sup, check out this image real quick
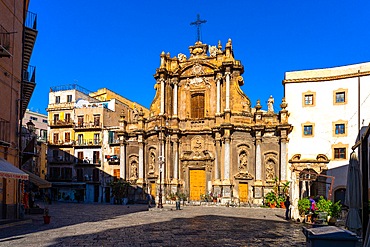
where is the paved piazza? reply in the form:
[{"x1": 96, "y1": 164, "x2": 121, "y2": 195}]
[{"x1": 0, "y1": 203, "x2": 306, "y2": 246}]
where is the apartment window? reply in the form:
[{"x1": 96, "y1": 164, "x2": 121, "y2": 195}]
[
  {"x1": 52, "y1": 150, "x2": 59, "y2": 159},
  {"x1": 94, "y1": 115, "x2": 100, "y2": 127},
  {"x1": 40, "y1": 129, "x2": 47, "y2": 140},
  {"x1": 42, "y1": 119, "x2": 47, "y2": 123},
  {"x1": 78, "y1": 134, "x2": 83, "y2": 145},
  {"x1": 53, "y1": 133, "x2": 59, "y2": 144},
  {"x1": 67, "y1": 94, "x2": 72, "y2": 102},
  {"x1": 191, "y1": 93, "x2": 205, "y2": 119},
  {"x1": 65, "y1": 113, "x2": 71, "y2": 123},
  {"x1": 65, "y1": 132, "x2": 70, "y2": 143},
  {"x1": 334, "y1": 148, "x2": 346, "y2": 159},
  {"x1": 333, "y1": 89, "x2": 348, "y2": 105},
  {"x1": 78, "y1": 116, "x2": 84, "y2": 127},
  {"x1": 94, "y1": 133, "x2": 100, "y2": 144},
  {"x1": 78, "y1": 151, "x2": 84, "y2": 162},
  {"x1": 335, "y1": 92, "x2": 345, "y2": 103},
  {"x1": 55, "y1": 96, "x2": 60, "y2": 104},
  {"x1": 304, "y1": 125, "x2": 313, "y2": 136},
  {"x1": 30, "y1": 116, "x2": 38, "y2": 121},
  {"x1": 53, "y1": 114, "x2": 59, "y2": 124},
  {"x1": 93, "y1": 151, "x2": 100, "y2": 164},
  {"x1": 302, "y1": 91, "x2": 316, "y2": 107},
  {"x1": 305, "y1": 95, "x2": 313, "y2": 105},
  {"x1": 335, "y1": 124, "x2": 345, "y2": 135}
]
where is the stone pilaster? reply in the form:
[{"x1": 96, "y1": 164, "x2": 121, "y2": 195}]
[
  {"x1": 173, "y1": 78, "x2": 178, "y2": 117},
  {"x1": 225, "y1": 71, "x2": 231, "y2": 111}
]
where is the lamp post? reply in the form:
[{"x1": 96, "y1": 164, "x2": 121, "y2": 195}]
[{"x1": 155, "y1": 118, "x2": 166, "y2": 209}]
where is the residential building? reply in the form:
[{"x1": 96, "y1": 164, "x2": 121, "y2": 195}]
[
  {"x1": 118, "y1": 40, "x2": 292, "y2": 205},
  {"x1": 46, "y1": 84, "x2": 146, "y2": 203},
  {"x1": 22, "y1": 109, "x2": 50, "y2": 190},
  {"x1": 284, "y1": 62, "x2": 370, "y2": 219},
  {"x1": 0, "y1": 1, "x2": 38, "y2": 219}
]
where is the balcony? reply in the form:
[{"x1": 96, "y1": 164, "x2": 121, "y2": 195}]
[
  {"x1": 75, "y1": 158, "x2": 101, "y2": 167},
  {"x1": 21, "y1": 65, "x2": 36, "y2": 118},
  {"x1": 0, "y1": 24, "x2": 12, "y2": 57},
  {"x1": 0, "y1": 118, "x2": 10, "y2": 146},
  {"x1": 48, "y1": 140, "x2": 74, "y2": 147},
  {"x1": 75, "y1": 139, "x2": 102, "y2": 147},
  {"x1": 48, "y1": 156, "x2": 74, "y2": 164},
  {"x1": 23, "y1": 11, "x2": 38, "y2": 69},
  {"x1": 106, "y1": 155, "x2": 120, "y2": 165},
  {"x1": 49, "y1": 120, "x2": 74, "y2": 128},
  {"x1": 74, "y1": 122, "x2": 103, "y2": 130}
]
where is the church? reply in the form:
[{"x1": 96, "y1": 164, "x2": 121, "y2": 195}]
[{"x1": 118, "y1": 39, "x2": 292, "y2": 204}]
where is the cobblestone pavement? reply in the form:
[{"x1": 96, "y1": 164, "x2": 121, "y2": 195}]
[{"x1": 0, "y1": 203, "x2": 306, "y2": 247}]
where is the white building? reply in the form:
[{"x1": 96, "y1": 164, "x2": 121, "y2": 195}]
[{"x1": 284, "y1": 62, "x2": 370, "y2": 219}]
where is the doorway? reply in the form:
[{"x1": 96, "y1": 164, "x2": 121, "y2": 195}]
[{"x1": 189, "y1": 169, "x2": 206, "y2": 201}]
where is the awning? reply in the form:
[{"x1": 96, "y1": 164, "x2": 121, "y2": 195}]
[
  {"x1": 0, "y1": 158, "x2": 28, "y2": 180},
  {"x1": 22, "y1": 170, "x2": 51, "y2": 188}
]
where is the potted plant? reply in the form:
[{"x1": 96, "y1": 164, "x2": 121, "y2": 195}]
[
  {"x1": 277, "y1": 195, "x2": 286, "y2": 208},
  {"x1": 43, "y1": 207, "x2": 51, "y2": 224},
  {"x1": 298, "y1": 197, "x2": 311, "y2": 216},
  {"x1": 264, "y1": 191, "x2": 277, "y2": 208}
]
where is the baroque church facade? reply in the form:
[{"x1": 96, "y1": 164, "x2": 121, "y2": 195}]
[{"x1": 118, "y1": 39, "x2": 292, "y2": 204}]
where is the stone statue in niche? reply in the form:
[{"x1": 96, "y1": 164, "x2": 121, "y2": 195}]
[
  {"x1": 132, "y1": 106, "x2": 139, "y2": 121},
  {"x1": 131, "y1": 162, "x2": 138, "y2": 179},
  {"x1": 265, "y1": 159, "x2": 275, "y2": 180},
  {"x1": 239, "y1": 152, "x2": 248, "y2": 172},
  {"x1": 148, "y1": 152, "x2": 155, "y2": 174},
  {"x1": 267, "y1": 95, "x2": 274, "y2": 112}
]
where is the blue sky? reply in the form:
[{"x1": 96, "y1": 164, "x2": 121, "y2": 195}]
[{"x1": 28, "y1": 1, "x2": 370, "y2": 115}]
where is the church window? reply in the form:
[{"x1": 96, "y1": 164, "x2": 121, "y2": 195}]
[
  {"x1": 191, "y1": 93, "x2": 205, "y2": 119},
  {"x1": 334, "y1": 148, "x2": 346, "y2": 159}
]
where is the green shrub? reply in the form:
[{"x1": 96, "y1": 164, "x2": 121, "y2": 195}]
[{"x1": 298, "y1": 198, "x2": 311, "y2": 215}]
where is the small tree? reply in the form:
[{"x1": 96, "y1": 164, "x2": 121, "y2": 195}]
[{"x1": 109, "y1": 179, "x2": 129, "y2": 204}]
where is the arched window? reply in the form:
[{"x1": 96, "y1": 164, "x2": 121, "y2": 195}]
[{"x1": 191, "y1": 93, "x2": 204, "y2": 119}]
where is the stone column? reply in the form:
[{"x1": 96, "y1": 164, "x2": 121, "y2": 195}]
[
  {"x1": 216, "y1": 75, "x2": 221, "y2": 114},
  {"x1": 255, "y1": 134, "x2": 262, "y2": 181},
  {"x1": 215, "y1": 133, "x2": 221, "y2": 180},
  {"x1": 173, "y1": 79, "x2": 178, "y2": 117},
  {"x1": 173, "y1": 138, "x2": 179, "y2": 180},
  {"x1": 137, "y1": 135, "x2": 144, "y2": 184},
  {"x1": 160, "y1": 78, "x2": 165, "y2": 115},
  {"x1": 280, "y1": 137, "x2": 287, "y2": 181},
  {"x1": 119, "y1": 142, "x2": 126, "y2": 180},
  {"x1": 224, "y1": 137, "x2": 230, "y2": 180},
  {"x1": 225, "y1": 72, "x2": 231, "y2": 111}
]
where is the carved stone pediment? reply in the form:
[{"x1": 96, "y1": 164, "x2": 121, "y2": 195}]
[
  {"x1": 234, "y1": 172, "x2": 254, "y2": 180},
  {"x1": 180, "y1": 150, "x2": 214, "y2": 161}
]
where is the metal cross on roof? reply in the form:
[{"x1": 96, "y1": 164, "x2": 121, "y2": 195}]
[{"x1": 190, "y1": 14, "x2": 207, "y2": 42}]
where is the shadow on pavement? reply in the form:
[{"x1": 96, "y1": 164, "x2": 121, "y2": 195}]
[
  {"x1": 50, "y1": 214, "x2": 305, "y2": 246},
  {"x1": 0, "y1": 202, "x2": 149, "y2": 240}
]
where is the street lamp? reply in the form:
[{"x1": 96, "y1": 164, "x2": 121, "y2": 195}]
[{"x1": 26, "y1": 120, "x2": 35, "y2": 134}]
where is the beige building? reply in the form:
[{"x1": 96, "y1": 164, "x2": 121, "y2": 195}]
[
  {"x1": 118, "y1": 39, "x2": 292, "y2": 204},
  {"x1": 0, "y1": 1, "x2": 37, "y2": 219},
  {"x1": 46, "y1": 85, "x2": 148, "y2": 202}
]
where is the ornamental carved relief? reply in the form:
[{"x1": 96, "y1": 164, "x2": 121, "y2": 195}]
[{"x1": 263, "y1": 151, "x2": 278, "y2": 181}]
